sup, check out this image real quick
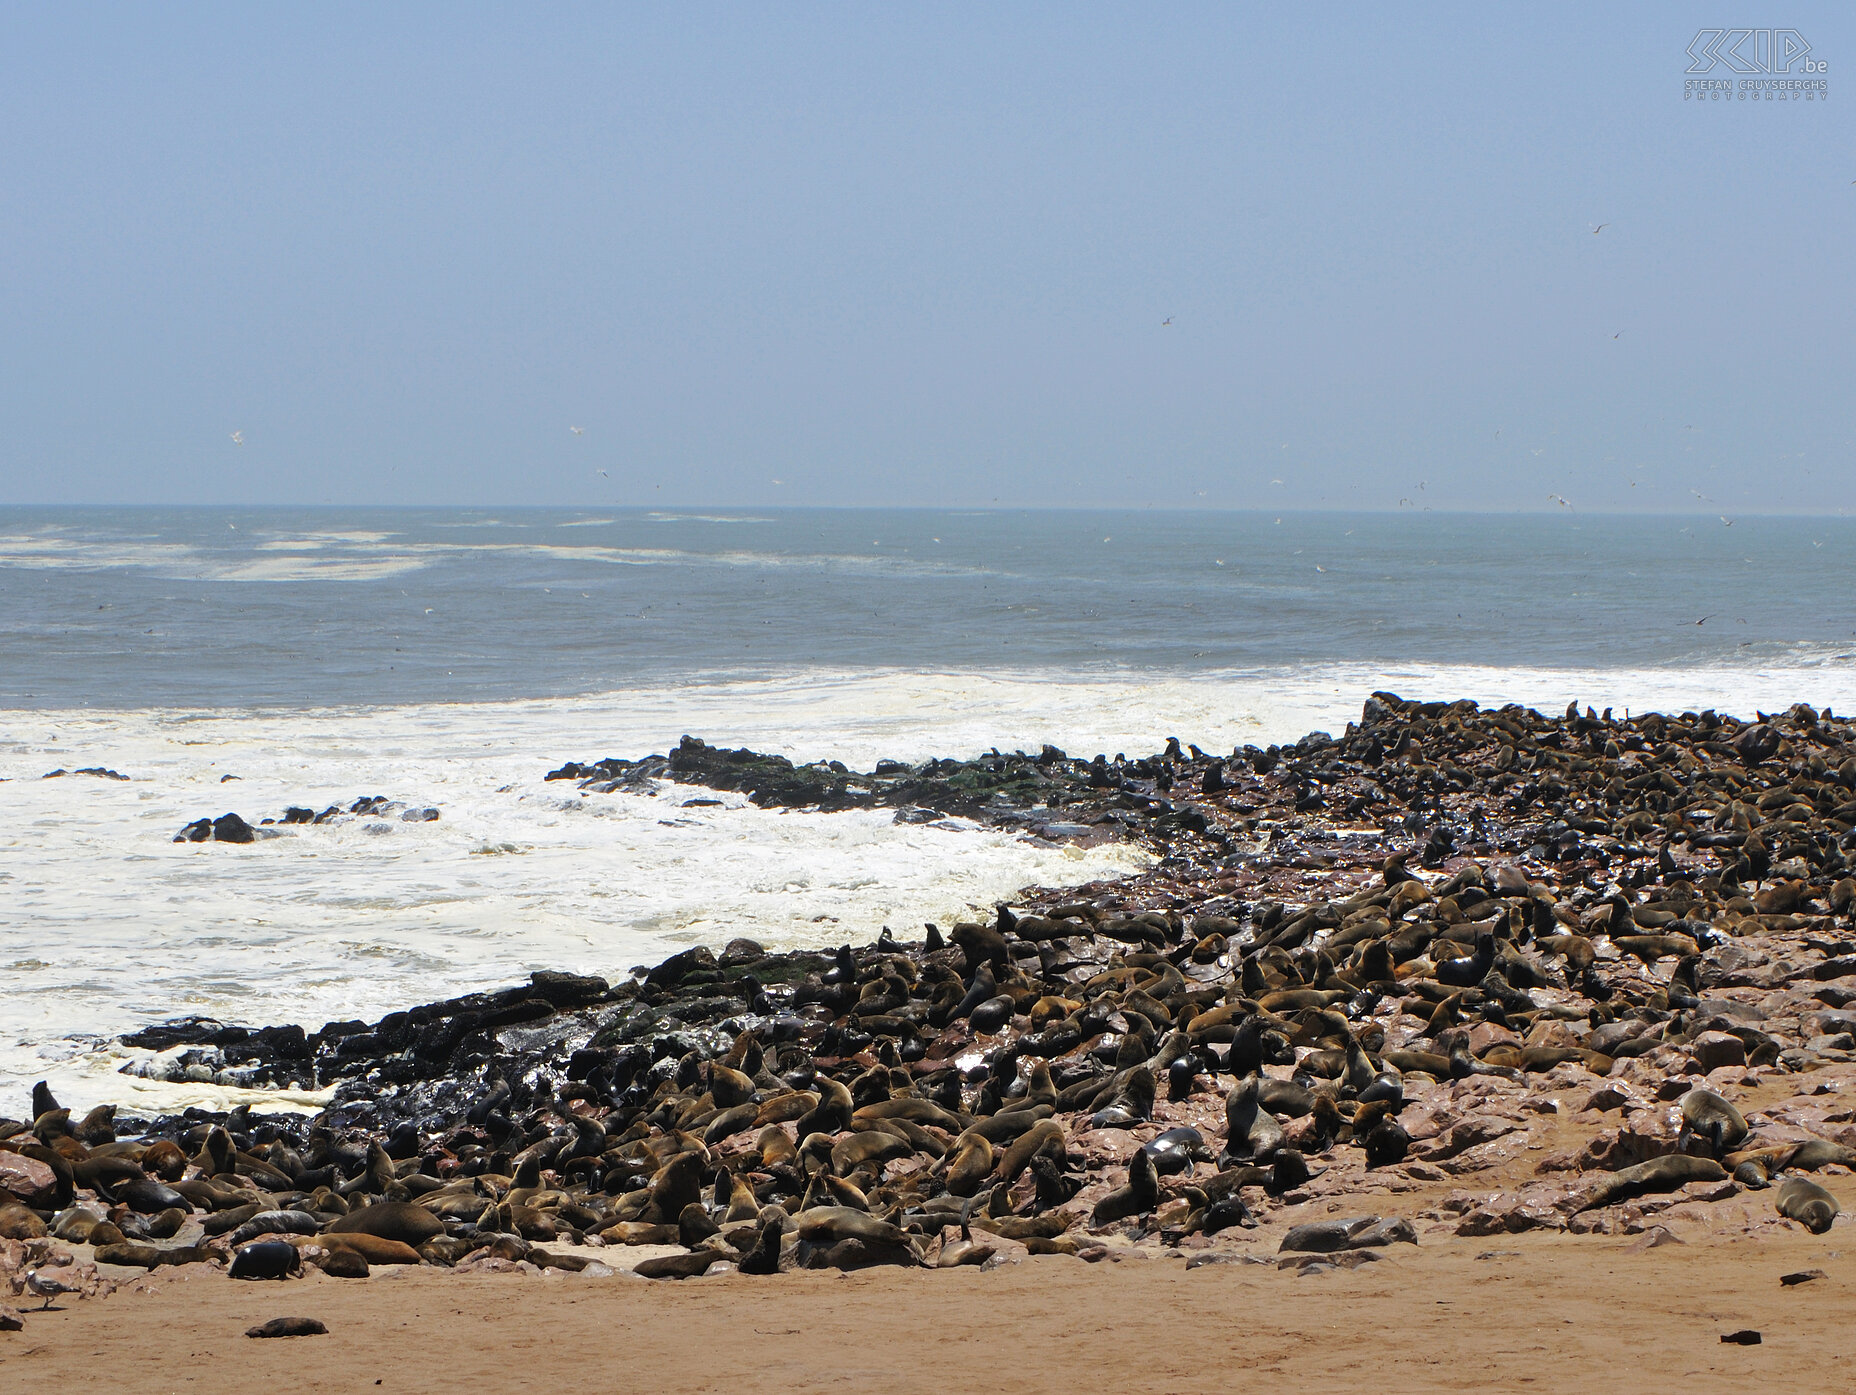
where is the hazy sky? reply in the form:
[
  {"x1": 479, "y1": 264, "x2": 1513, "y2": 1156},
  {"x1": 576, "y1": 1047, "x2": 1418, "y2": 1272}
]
[{"x1": 2, "y1": 6, "x2": 1851, "y2": 511}]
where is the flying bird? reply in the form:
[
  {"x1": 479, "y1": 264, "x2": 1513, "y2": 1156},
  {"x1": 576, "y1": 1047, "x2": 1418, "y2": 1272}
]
[
  {"x1": 229, "y1": 430, "x2": 244, "y2": 445},
  {"x1": 1694, "y1": 616, "x2": 1714, "y2": 626},
  {"x1": 1547, "y1": 493, "x2": 1572, "y2": 509},
  {"x1": 1162, "y1": 317, "x2": 1173, "y2": 326},
  {"x1": 1612, "y1": 332, "x2": 1621, "y2": 339},
  {"x1": 597, "y1": 469, "x2": 608, "y2": 478},
  {"x1": 570, "y1": 426, "x2": 585, "y2": 435},
  {"x1": 1590, "y1": 223, "x2": 1609, "y2": 234},
  {"x1": 1720, "y1": 516, "x2": 1733, "y2": 527}
]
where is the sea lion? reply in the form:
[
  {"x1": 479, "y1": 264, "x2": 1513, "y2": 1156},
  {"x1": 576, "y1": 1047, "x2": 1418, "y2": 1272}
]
[
  {"x1": 322, "y1": 1201, "x2": 443, "y2": 1247},
  {"x1": 1678, "y1": 1088, "x2": 1747, "y2": 1158},
  {"x1": 997, "y1": 1119, "x2": 1067, "y2": 1185},
  {"x1": 633, "y1": 1250, "x2": 722, "y2": 1280},
  {"x1": 1091, "y1": 1147, "x2": 1159, "y2": 1225},
  {"x1": 739, "y1": 1218, "x2": 785, "y2": 1275},
  {"x1": 1776, "y1": 1177, "x2": 1839, "y2": 1234},
  {"x1": 246, "y1": 1317, "x2": 327, "y2": 1338},
  {"x1": 1223, "y1": 1077, "x2": 1284, "y2": 1161},
  {"x1": 1576, "y1": 1154, "x2": 1727, "y2": 1213},
  {"x1": 794, "y1": 1205, "x2": 905, "y2": 1245},
  {"x1": 229, "y1": 1240, "x2": 302, "y2": 1280},
  {"x1": 314, "y1": 1233, "x2": 422, "y2": 1265},
  {"x1": 944, "y1": 1133, "x2": 994, "y2": 1197},
  {"x1": 318, "y1": 1248, "x2": 370, "y2": 1278}
]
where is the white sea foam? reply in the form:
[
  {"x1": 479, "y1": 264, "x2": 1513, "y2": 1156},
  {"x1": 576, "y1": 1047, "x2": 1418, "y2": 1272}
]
[
  {"x1": 6, "y1": 658, "x2": 1855, "y2": 1114},
  {"x1": 0, "y1": 531, "x2": 993, "y2": 584}
]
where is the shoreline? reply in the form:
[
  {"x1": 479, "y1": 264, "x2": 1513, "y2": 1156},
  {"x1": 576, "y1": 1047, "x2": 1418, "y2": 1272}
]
[{"x1": 8, "y1": 691, "x2": 1856, "y2": 1330}]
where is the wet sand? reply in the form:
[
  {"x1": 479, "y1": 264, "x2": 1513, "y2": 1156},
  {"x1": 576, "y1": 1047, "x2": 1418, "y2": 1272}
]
[{"x1": 7, "y1": 1223, "x2": 1853, "y2": 1395}]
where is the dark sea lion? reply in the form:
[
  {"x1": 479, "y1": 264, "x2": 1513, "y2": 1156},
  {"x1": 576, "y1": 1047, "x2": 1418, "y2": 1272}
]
[
  {"x1": 230, "y1": 1240, "x2": 302, "y2": 1280},
  {"x1": 1776, "y1": 1177, "x2": 1839, "y2": 1234},
  {"x1": 739, "y1": 1218, "x2": 785, "y2": 1275},
  {"x1": 1090, "y1": 1066, "x2": 1156, "y2": 1129},
  {"x1": 228, "y1": 1210, "x2": 324, "y2": 1246},
  {"x1": 114, "y1": 1177, "x2": 188, "y2": 1215},
  {"x1": 245, "y1": 1317, "x2": 327, "y2": 1338}
]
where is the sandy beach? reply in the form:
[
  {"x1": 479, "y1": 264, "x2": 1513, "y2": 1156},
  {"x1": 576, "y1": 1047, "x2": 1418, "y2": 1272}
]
[{"x1": 8, "y1": 1217, "x2": 1854, "y2": 1395}]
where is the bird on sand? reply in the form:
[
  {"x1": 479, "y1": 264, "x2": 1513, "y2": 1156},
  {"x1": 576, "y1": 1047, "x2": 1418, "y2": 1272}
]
[{"x1": 24, "y1": 1269, "x2": 77, "y2": 1310}]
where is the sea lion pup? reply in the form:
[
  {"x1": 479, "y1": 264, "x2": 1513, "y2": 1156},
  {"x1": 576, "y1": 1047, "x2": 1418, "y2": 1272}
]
[
  {"x1": 1363, "y1": 1116, "x2": 1412, "y2": 1169},
  {"x1": 1092, "y1": 1147, "x2": 1159, "y2": 1225},
  {"x1": 1776, "y1": 1177, "x2": 1840, "y2": 1234},
  {"x1": 1574, "y1": 1155, "x2": 1727, "y2": 1213},
  {"x1": 1223, "y1": 1076, "x2": 1284, "y2": 1163},
  {"x1": 1678, "y1": 1087, "x2": 1748, "y2": 1158}
]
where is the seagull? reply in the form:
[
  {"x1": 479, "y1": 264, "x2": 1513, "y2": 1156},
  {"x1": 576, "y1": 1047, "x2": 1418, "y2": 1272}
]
[
  {"x1": 1720, "y1": 516, "x2": 1733, "y2": 527},
  {"x1": 1161, "y1": 317, "x2": 1173, "y2": 326},
  {"x1": 1591, "y1": 223, "x2": 1609, "y2": 234},
  {"x1": 570, "y1": 426, "x2": 585, "y2": 436},
  {"x1": 1547, "y1": 494, "x2": 1572, "y2": 509},
  {"x1": 597, "y1": 469, "x2": 608, "y2": 478},
  {"x1": 1612, "y1": 332, "x2": 1621, "y2": 339},
  {"x1": 230, "y1": 430, "x2": 244, "y2": 445},
  {"x1": 24, "y1": 1268, "x2": 77, "y2": 1310},
  {"x1": 1694, "y1": 616, "x2": 1714, "y2": 626}
]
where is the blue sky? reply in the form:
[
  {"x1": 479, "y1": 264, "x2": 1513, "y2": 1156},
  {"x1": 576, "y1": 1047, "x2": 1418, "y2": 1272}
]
[{"x1": 1, "y1": 5, "x2": 1850, "y2": 510}]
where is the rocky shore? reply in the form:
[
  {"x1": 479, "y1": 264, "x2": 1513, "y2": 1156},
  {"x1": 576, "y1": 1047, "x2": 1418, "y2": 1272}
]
[{"x1": 8, "y1": 692, "x2": 1856, "y2": 1321}]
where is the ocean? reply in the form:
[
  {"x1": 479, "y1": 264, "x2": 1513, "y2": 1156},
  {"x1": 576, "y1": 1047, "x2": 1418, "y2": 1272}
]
[{"x1": 3, "y1": 506, "x2": 1853, "y2": 1114}]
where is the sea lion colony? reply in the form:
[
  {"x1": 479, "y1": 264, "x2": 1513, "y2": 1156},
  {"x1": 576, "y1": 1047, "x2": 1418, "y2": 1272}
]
[{"x1": 7, "y1": 691, "x2": 1856, "y2": 1309}]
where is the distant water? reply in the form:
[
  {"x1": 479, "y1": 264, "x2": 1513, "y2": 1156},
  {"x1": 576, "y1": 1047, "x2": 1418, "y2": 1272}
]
[
  {"x1": 3, "y1": 507, "x2": 1854, "y2": 1114},
  {"x1": 3, "y1": 507, "x2": 1854, "y2": 707}
]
